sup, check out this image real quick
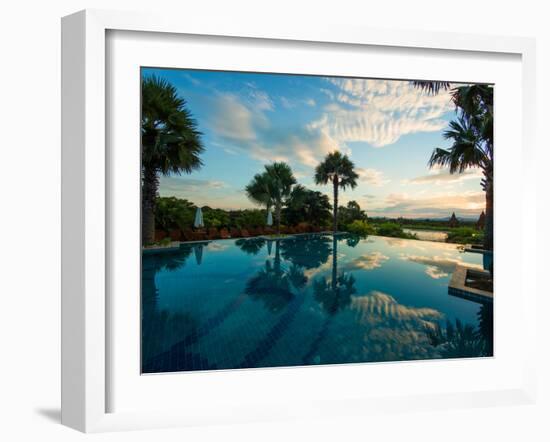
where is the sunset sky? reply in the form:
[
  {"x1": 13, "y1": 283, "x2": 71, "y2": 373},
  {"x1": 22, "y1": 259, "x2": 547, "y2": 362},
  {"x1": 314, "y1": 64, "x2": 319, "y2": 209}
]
[{"x1": 143, "y1": 68, "x2": 485, "y2": 219}]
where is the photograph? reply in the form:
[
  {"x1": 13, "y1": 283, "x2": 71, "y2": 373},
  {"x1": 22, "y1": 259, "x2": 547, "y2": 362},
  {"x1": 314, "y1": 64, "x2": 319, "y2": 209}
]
[{"x1": 140, "y1": 68, "x2": 494, "y2": 374}]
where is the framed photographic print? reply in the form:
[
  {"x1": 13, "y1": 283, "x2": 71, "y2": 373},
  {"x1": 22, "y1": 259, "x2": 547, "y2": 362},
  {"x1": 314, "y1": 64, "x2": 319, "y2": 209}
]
[
  {"x1": 61, "y1": 9, "x2": 537, "y2": 432},
  {"x1": 140, "y1": 67, "x2": 494, "y2": 375}
]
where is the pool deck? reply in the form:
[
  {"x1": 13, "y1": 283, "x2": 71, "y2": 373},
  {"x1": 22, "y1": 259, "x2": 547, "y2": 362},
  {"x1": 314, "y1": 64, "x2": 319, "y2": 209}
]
[
  {"x1": 463, "y1": 244, "x2": 493, "y2": 254},
  {"x1": 448, "y1": 264, "x2": 493, "y2": 304}
]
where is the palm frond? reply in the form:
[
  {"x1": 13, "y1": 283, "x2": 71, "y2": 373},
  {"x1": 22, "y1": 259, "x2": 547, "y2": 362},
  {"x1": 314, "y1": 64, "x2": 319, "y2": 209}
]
[{"x1": 412, "y1": 80, "x2": 452, "y2": 95}]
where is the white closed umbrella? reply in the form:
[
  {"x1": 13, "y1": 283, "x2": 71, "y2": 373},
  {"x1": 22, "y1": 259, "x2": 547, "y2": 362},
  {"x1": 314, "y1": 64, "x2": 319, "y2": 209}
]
[
  {"x1": 194, "y1": 207, "x2": 204, "y2": 228},
  {"x1": 266, "y1": 208, "x2": 273, "y2": 226}
]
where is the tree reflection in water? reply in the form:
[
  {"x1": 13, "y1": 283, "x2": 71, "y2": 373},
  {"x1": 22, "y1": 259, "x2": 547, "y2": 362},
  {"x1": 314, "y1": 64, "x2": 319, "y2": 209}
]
[
  {"x1": 345, "y1": 234, "x2": 361, "y2": 248},
  {"x1": 304, "y1": 236, "x2": 357, "y2": 364},
  {"x1": 240, "y1": 239, "x2": 310, "y2": 367},
  {"x1": 235, "y1": 237, "x2": 266, "y2": 256},
  {"x1": 280, "y1": 234, "x2": 332, "y2": 269},
  {"x1": 425, "y1": 302, "x2": 493, "y2": 358},
  {"x1": 245, "y1": 240, "x2": 308, "y2": 312},
  {"x1": 141, "y1": 247, "x2": 199, "y2": 367}
]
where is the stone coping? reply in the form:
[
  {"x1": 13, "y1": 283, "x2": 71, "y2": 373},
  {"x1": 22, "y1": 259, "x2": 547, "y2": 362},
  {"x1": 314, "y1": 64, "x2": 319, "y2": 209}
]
[
  {"x1": 257, "y1": 234, "x2": 295, "y2": 241},
  {"x1": 448, "y1": 264, "x2": 493, "y2": 304},
  {"x1": 143, "y1": 240, "x2": 212, "y2": 253},
  {"x1": 463, "y1": 244, "x2": 493, "y2": 254},
  {"x1": 142, "y1": 242, "x2": 182, "y2": 254}
]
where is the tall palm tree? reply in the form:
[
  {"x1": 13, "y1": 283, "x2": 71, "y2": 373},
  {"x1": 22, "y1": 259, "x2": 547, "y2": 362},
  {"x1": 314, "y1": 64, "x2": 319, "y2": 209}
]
[
  {"x1": 428, "y1": 113, "x2": 493, "y2": 250},
  {"x1": 413, "y1": 82, "x2": 494, "y2": 250},
  {"x1": 314, "y1": 151, "x2": 359, "y2": 233},
  {"x1": 247, "y1": 163, "x2": 296, "y2": 235},
  {"x1": 141, "y1": 76, "x2": 204, "y2": 245}
]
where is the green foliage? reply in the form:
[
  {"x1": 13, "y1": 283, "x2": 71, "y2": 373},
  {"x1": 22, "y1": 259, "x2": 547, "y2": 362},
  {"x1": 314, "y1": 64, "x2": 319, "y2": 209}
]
[
  {"x1": 338, "y1": 200, "x2": 367, "y2": 227},
  {"x1": 202, "y1": 206, "x2": 230, "y2": 228},
  {"x1": 346, "y1": 220, "x2": 376, "y2": 236},
  {"x1": 264, "y1": 162, "x2": 297, "y2": 204},
  {"x1": 155, "y1": 197, "x2": 196, "y2": 231},
  {"x1": 376, "y1": 222, "x2": 417, "y2": 239},
  {"x1": 446, "y1": 227, "x2": 484, "y2": 245},
  {"x1": 156, "y1": 197, "x2": 268, "y2": 230},
  {"x1": 283, "y1": 184, "x2": 332, "y2": 226},
  {"x1": 245, "y1": 172, "x2": 273, "y2": 210},
  {"x1": 141, "y1": 75, "x2": 204, "y2": 175},
  {"x1": 231, "y1": 209, "x2": 266, "y2": 228}
]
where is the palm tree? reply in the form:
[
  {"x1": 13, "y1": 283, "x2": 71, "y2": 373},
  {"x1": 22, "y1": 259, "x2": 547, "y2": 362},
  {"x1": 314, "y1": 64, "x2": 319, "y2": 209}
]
[
  {"x1": 141, "y1": 75, "x2": 204, "y2": 245},
  {"x1": 245, "y1": 171, "x2": 273, "y2": 218},
  {"x1": 265, "y1": 163, "x2": 296, "y2": 234},
  {"x1": 413, "y1": 82, "x2": 494, "y2": 250},
  {"x1": 429, "y1": 114, "x2": 493, "y2": 249},
  {"x1": 412, "y1": 80, "x2": 451, "y2": 95},
  {"x1": 314, "y1": 151, "x2": 359, "y2": 233},
  {"x1": 246, "y1": 163, "x2": 296, "y2": 235}
]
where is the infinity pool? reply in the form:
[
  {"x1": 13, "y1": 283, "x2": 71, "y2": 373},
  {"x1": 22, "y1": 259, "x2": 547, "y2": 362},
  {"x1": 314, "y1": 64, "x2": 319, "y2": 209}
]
[{"x1": 142, "y1": 234, "x2": 493, "y2": 373}]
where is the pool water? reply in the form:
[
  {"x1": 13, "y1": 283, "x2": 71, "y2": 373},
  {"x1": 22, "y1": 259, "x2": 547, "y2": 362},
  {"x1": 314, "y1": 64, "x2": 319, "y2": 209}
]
[
  {"x1": 142, "y1": 234, "x2": 493, "y2": 373},
  {"x1": 403, "y1": 228, "x2": 448, "y2": 242}
]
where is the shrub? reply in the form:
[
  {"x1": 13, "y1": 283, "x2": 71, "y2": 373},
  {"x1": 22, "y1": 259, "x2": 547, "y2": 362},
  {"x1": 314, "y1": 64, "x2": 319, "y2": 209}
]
[
  {"x1": 446, "y1": 227, "x2": 484, "y2": 244},
  {"x1": 155, "y1": 197, "x2": 195, "y2": 231},
  {"x1": 346, "y1": 220, "x2": 376, "y2": 236},
  {"x1": 376, "y1": 222, "x2": 417, "y2": 239}
]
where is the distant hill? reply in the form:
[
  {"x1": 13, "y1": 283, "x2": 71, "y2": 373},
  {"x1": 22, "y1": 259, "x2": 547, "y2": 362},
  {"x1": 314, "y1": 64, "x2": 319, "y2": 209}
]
[
  {"x1": 370, "y1": 215, "x2": 478, "y2": 222},
  {"x1": 425, "y1": 216, "x2": 478, "y2": 222}
]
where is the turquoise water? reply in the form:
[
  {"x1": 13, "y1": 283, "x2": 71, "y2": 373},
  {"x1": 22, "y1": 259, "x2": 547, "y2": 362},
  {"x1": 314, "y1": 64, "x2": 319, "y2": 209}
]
[{"x1": 142, "y1": 234, "x2": 493, "y2": 373}]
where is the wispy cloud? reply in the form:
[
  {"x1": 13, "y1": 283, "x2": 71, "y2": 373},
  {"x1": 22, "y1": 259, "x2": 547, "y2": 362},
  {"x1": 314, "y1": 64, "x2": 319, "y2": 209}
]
[
  {"x1": 245, "y1": 83, "x2": 275, "y2": 111},
  {"x1": 406, "y1": 165, "x2": 483, "y2": 185},
  {"x1": 280, "y1": 96, "x2": 317, "y2": 109},
  {"x1": 314, "y1": 78, "x2": 453, "y2": 148},
  {"x1": 356, "y1": 168, "x2": 390, "y2": 187}
]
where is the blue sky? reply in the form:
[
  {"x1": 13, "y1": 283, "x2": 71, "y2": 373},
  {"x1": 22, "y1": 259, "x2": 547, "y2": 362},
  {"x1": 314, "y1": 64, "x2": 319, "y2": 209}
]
[{"x1": 143, "y1": 68, "x2": 485, "y2": 219}]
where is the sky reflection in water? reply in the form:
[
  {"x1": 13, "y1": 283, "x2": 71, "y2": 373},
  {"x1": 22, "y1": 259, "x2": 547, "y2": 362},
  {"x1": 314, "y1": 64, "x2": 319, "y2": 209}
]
[{"x1": 142, "y1": 234, "x2": 492, "y2": 373}]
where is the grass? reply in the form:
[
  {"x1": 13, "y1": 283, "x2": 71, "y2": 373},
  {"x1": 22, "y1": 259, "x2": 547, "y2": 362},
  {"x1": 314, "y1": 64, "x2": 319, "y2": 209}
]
[
  {"x1": 375, "y1": 222, "x2": 417, "y2": 240},
  {"x1": 446, "y1": 227, "x2": 484, "y2": 245}
]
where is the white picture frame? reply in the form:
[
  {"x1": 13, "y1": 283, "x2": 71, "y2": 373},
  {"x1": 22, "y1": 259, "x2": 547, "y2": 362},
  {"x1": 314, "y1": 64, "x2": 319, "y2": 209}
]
[{"x1": 61, "y1": 9, "x2": 537, "y2": 433}]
